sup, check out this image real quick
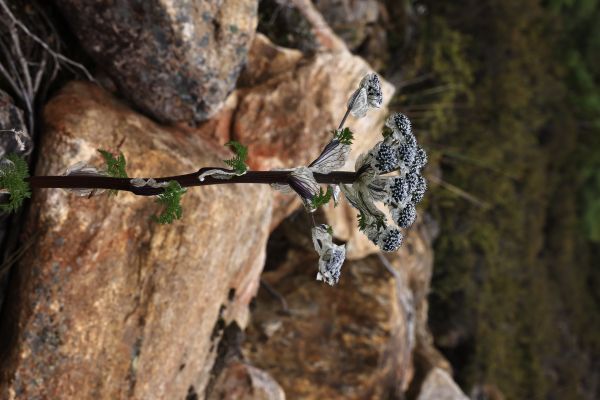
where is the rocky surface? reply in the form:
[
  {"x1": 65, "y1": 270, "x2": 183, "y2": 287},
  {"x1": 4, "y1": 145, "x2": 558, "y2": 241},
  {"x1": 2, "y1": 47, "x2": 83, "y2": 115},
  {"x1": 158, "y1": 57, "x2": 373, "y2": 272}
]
[
  {"x1": 0, "y1": 6, "x2": 462, "y2": 398},
  {"x1": 313, "y1": 0, "x2": 380, "y2": 50},
  {"x1": 54, "y1": 0, "x2": 259, "y2": 123},
  {"x1": 242, "y1": 211, "x2": 441, "y2": 399},
  {"x1": 0, "y1": 82, "x2": 273, "y2": 399},
  {"x1": 208, "y1": 361, "x2": 285, "y2": 400},
  {"x1": 417, "y1": 368, "x2": 469, "y2": 400}
]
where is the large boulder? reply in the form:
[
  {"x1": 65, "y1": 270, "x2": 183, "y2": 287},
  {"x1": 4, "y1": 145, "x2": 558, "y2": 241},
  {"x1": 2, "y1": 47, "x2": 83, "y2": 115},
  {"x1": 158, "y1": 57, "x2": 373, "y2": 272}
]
[
  {"x1": 54, "y1": 0, "x2": 259, "y2": 123},
  {"x1": 0, "y1": 82, "x2": 273, "y2": 399},
  {"x1": 241, "y1": 212, "x2": 437, "y2": 398}
]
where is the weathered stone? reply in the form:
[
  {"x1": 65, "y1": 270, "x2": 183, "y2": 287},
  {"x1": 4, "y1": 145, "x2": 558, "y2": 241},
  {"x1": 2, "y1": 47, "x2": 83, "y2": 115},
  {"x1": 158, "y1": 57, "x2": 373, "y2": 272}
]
[
  {"x1": 209, "y1": 361, "x2": 285, "y2": 400},
  {"x1": 313, "y1": 0, "x2": 379, "y2": 50},
  {"x1": 0, "y1": 81, "x2": 273, "y2": 399},
  {"x1": 242, "y1": 208, "x2": 440, "y2": 398},
  {"x1": 0, "y1": 90, "x2": 30, "y2": 158},
  {"x1": 417, "y1": 368, "x2": 469, "y2": 400},
  {"x1": 54, "y1": 0, "x2": 258, "y2": 123}
]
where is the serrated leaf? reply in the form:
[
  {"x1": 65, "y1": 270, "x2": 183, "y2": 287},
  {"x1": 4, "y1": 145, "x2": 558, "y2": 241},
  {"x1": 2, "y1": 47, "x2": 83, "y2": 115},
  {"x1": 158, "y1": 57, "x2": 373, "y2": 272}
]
[
  {"x1": 152, "y1": 180, "x2": 187, "y2": 224},
  {"x1": 98, "y1": 149, "x2": 128, "y2": 195},
  {"x1": 223, "y1": 141, "x2": 248, "y2": 174},
  {"x1": 0, "y1": 153, "x2": 31, "y2": 213},
  {"x1": 311, "y1": 186, "x2": 333, "y2": 209},
  {"x1": 333, "y1": 127, "x2": 354, "y2": 145}
]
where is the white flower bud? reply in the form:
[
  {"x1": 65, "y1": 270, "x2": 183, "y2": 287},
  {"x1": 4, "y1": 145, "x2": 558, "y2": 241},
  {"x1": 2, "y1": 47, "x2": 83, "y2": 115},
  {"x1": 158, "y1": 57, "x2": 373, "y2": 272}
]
[
  {"x1": 347, "y1": 73, "x2": 383, "y2": 118},
  {"x1": 312, "y1": 224, "x2": 346, "y2": 286}
]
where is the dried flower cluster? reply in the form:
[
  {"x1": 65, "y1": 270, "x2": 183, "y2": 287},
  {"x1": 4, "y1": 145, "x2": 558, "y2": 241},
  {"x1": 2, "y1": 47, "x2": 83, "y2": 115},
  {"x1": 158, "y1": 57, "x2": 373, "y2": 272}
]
[
  {"x1": 273, "y1": 73, "x2": 428, "y2": 285},
  {"x1": 0, "y1": 73, "x2": 427, "y2": 287}
]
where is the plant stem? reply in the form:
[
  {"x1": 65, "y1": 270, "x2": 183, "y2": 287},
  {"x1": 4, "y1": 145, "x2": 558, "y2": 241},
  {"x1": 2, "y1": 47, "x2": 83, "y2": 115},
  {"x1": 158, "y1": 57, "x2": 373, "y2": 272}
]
[{"x1": 25, "y1": 168, "x2": 358, "y2": 196}]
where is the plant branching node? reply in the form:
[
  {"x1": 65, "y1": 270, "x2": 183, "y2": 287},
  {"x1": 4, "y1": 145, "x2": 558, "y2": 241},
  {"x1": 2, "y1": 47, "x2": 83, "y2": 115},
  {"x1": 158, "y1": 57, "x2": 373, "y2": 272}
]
[
  {"x1": 311, "y1": 186, "x2": 333, "y2": 209},
  {"x1": 333, "y1": 127, "x2": 354, "y2": 145},
  {"x1": 0, "y1": 153, "x2": 31, "y2": 213},
  {"x1": 152, "y1": 180, "x2": 187, "y2": 224},
  {"x1": 223, "y1": 141, "x2": 248, "y2": 174}
]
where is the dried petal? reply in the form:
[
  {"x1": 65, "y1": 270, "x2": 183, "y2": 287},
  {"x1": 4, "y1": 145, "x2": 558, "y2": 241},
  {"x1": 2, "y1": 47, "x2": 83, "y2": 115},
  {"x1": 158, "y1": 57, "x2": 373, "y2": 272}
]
[
  {"x1": 63, "y1": 161, "x2": 107, "y2": 197},
  {"x1": 312, "y1": 224, "x2": 346, "y2": 286},
  {"x1": 360, "y1": 73, "x2": 383, "y2": 108},
  {"x1": 288, "y1": 167, "x2": 320, "y2": 211},
  {"x1": 347, "y1": 87, "x2": 369, "y2": 118},
  {"x1": 331, "y1": 184, "x2": 341, "y2": 206},
  {"x1": 309, "y1": 139, "x2": 350, "y2": 173},
  {"x1": 198, "y1": 168, "x2": 243, "y2": 181}
]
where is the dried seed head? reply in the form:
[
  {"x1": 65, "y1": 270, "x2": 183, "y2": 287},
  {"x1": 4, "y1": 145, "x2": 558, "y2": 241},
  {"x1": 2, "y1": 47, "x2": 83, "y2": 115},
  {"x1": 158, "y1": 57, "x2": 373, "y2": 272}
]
[
  {"x1": 371, "y1": 142, "x2": 400, "y2": 174},
  {"x1": 377, "y1": 227, "x2": 404, "y2": 252},
  {"x1": 393, "y1": 203, "x2": 417, "y2": 228},
  {"x1": 412, "y1": 175, "x2": 427, "y2": 203}
]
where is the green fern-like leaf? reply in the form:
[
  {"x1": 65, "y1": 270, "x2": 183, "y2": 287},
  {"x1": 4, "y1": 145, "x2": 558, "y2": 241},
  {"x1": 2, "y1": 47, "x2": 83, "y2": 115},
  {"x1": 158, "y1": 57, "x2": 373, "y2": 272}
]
[
  {"x1": 223, "y1": 141, "x2": 248, "y2": 174},
  {"x1": 311, "y1": 186, "x2": 333, "y2": 209},
  {"x1": 98, "y1": 149, "x2": 128, "y2": 195},
  {"x1": 0, "y1": 153, "x2": 31, "y2": 213},
  {"x1": 333, "y1": 127, "x2": 354, "y2": 145},
  {"x1": 98, "y1": 149, "x2": 128, "y2": 178},
  {"x1": 357, "y1": 211, "x2": 367, "y2": 231},
  {"x1": 152, "y1": 180, "x2": 187, "y2": 224}
]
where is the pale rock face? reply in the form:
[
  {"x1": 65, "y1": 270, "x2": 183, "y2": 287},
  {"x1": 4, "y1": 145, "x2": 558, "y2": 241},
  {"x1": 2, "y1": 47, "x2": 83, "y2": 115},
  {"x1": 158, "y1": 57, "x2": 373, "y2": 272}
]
[
  {"x1": 54, "y1": 0, "x2": 259, "y2": 123},
  {"x1": 417, "y1": 368, "x2": 470, "y2": 400},
  {"x1": 0, "y1": 82, "x2": 273, "y2": 400}
]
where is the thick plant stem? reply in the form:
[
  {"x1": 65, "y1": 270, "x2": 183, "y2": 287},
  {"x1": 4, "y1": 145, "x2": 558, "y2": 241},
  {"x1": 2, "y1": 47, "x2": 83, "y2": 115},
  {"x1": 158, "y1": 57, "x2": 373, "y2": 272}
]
[{"x1": 26, "y1": 169, "x2": 359, "y2": 196}]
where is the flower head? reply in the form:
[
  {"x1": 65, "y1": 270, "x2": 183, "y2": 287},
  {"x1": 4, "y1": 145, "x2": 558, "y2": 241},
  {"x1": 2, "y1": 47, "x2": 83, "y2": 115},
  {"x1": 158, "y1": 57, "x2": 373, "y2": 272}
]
[
  {"x1": 312, "y1": 224, "x2": 346, "y2": 286},
  {"x1": 347, "y1": 73, "x2": 383, "y2": 118},
  {"x1": 386, "y1": 113, "x2": 412, "y2": 139},
  {"x1": 308, "y1": 138, "x2": 350, "y2": 174},
  {"x1": 392, "y1": 203, "x2": 417, "y2": 228},
  {"x1": 413, "y1": 146, "x2": 428, "y2": 171},
  {"x1": 386, "y1": 177, "x2": 411, "y2": 206},
  {"x1": 377, "y1": 227, "x2": 404, "y2": 252},
  {"x1": 370, "y1": 141, "x2": 400, "y2": 174},
  {"x1": 411, "y1": 175, "x2": 427, "y2": 203}
]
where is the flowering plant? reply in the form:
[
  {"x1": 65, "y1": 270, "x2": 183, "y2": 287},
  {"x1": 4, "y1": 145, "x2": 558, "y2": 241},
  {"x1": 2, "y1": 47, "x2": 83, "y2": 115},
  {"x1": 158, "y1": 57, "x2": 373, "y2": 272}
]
[{"x1": 0, "y1": 74, "x2": 427, "y2": 286}]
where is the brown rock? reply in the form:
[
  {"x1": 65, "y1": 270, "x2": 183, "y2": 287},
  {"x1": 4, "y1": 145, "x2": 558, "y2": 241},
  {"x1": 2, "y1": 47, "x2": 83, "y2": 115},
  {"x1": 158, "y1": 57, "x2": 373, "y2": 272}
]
[
  {"x1": 55, "y1": 0, "x2": 258, "y2": 123},
  {"x1": 0, "y1": 81, "x2": 273, "y2": 399},
  {"x1": 313, "y1": 0, "x2": 380, "y2": 50},
  {"x1": 209, "y1": 361, "x2": 285, "y2": 400},
  {"x1": 242, "y1": 209, "x2": 438, "y2": 399}
]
